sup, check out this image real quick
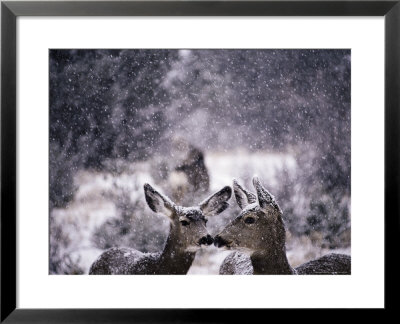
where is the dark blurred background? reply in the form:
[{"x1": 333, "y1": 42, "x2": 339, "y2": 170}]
[{"x1": 49, "y1": 49, "x2": 350, "y2": 274}]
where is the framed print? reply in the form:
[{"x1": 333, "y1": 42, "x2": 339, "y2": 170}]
[{"x1": 1, "y1": 0, "x2": 399, "y2": 322}]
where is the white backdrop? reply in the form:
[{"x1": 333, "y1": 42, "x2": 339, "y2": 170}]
[{"x1": 17, "y1": 17, "x2": 384, "y2": 308}]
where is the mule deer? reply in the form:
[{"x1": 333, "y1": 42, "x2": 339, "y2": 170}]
[
  {"x1": 214, "y1": 177, "x2": 351, "y2": 275},
  {"x1": 89, "y1": 183, "x2": 232, "y2": 274},
  {"x1": 168, "y1": 142, "x2": 210, "y2": 205}
]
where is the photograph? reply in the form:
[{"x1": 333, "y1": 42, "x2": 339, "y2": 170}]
[{"x1": 49, "y1": 49, "x2": 351, "y2": 275}]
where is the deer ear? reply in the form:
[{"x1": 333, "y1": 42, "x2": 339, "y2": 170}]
[
  {"x1": 199, "y1": 186, "x2": 232, "y2": 216},
  {"x1": 233, "y1": 179, "x2": 257, "y2": 209},
  {"x1": 252, "y1": 176, "x2": 277, "y2": 211},
  {"x1": 144, "y1": 183, "x2": 175, "y2": 217}
]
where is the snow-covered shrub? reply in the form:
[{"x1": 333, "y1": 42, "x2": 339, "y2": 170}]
[
  {"x1": 49, "y1": 212, "x2": 84, "y2": 274},
  {"x1": 49, "y1": 138, "x2": 80, "y2": 209},
  {"x1": 274, "y1": 146, "x2": 351, "y2": 248},
  {"x1": 91, "y1": 180, "x2": 168, "y2": 253}
]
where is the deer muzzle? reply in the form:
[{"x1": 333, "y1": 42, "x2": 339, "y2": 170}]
[
  {"x1": 199, "y1": 234, "x2": 214, "y2": 246},
  {"x1": 213, "y1": 235, "x2": 230, "y2": 248}
]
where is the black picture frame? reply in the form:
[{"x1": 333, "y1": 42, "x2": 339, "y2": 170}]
[{"x1": 1, "y1": 0, "x2": 398, "y2": 322}]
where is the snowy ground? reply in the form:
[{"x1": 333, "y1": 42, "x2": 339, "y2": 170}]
[
  {"x1": 205, "y1": 150, "x2": 296, "y2": 192},
  {"x1": 50, "y1": 150, "x2": 349, "y2": 274}
]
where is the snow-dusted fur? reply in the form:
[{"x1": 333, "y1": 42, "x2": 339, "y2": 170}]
[
  {"x1": 215, "y1": 177, "x2": 351, "y2": 275},
  {"x1": 89, "y1": 183, "x2": 231, "y2": 275},
  {"x1": 219, "y1": 251, "x2": 350, "y2": 275}
]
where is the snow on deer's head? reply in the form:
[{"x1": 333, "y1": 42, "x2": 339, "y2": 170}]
[
  {"x1": 214, "y1": 177, "x2": 286, "y2": 254},
  {"x1": 144, "y1": 183, "x2": 232, "y2": 252}
]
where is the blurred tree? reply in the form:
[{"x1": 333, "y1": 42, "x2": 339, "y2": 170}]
[
  {"x1": 50, "y1": 49, "x2": 177, "y2": 169},
  {"x1": 49, "y1": 49, "x2": 177, "y2": 207}
]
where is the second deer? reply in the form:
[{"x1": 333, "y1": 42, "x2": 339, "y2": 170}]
[{"x1": 214, "y1": 177, "x2": 351, "y2": 275}]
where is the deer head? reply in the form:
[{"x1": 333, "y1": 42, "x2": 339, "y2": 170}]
[
  {"x1": 214, "y1": 177, "x2": 286, "y2": 255},
  {"x1": 144, "y1": 183, "x2": 232, "y2": 252}
]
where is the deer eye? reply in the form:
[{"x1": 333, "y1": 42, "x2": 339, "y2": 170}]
[
  {"x1": 244, "y1": 216, "x2": 255, "y2": 224},
  {"x1": 180, "y1": 220, "x2": 190, "y2": 226}
]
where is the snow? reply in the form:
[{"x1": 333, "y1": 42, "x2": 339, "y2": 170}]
[{"x1": 49, "y1": 49, "x2": 351, "y2": 275}]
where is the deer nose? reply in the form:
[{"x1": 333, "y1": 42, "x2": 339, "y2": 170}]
[
  {"x1": 205, "y1": 234, "x2": 213, "y2": 245},
  {"x1": 199, "y1": 235, "x2": 214, "y2": 246},
  {"x1": 214, "y1": 235, "x2": 227, "y2": 248}
]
